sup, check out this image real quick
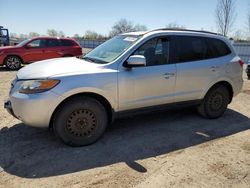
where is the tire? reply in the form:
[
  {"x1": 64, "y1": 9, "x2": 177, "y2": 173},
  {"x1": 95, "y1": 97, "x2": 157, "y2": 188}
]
[
  {"x1": 197, "y1": 85, "x2": 230, "y2": 119},
  {"x1": 53, "y1": 96, "x2": 108, "y2": 146},
  {"x1": 4, "y1": 56, "x2": 22, "y2": 70}
]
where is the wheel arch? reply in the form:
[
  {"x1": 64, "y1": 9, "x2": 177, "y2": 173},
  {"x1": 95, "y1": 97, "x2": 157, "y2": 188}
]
[
  {"x1": 206, "y1": 81, "x2": 234, "y2": 103},
  {"x1": 4, "y1": 54, "x2": 24, "y2": 65},
  {"x1": 49, "y1": 92, "x2": 114, "y2": 129}
]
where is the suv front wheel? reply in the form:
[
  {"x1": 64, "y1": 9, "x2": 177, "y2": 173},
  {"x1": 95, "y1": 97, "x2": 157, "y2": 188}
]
[
  {"x1": 197, "y1": 85, "x2": 230, "y2": 119},
  {"x1": 53, "y1": 96, "x2": 108, "y2": 146}
]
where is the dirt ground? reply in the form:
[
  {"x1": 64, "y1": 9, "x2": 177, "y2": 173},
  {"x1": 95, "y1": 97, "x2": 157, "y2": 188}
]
[{"x1": 0, "y1": 65, "x2": 250, "y2": 188}]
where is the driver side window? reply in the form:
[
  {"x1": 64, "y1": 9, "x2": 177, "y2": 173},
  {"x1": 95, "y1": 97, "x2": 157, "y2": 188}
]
[{"x1": 133, "y1": 37, "x2": 169, "y2": 66}]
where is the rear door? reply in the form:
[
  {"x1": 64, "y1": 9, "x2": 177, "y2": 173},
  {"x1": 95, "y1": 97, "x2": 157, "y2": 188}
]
[
  {"x1": 43, "y1": 39, "x2": 62, "y2": 59},
  {"x1": 172, "y1": 36, "x2": 231, "y2": 102},
  {"x1": 118, "y1": 37, "x2": 177, "y2": 111}
]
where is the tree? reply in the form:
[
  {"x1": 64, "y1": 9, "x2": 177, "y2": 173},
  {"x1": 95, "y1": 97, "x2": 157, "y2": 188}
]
[
  {"x1": 10, "y1": 33, "x2": 18, "y2": 38},
  {"x1": 58, "y1": 31, "x2": 65, "y2": 37},
  {"x1": 29, "y1": 32, "x2": 40, "y2": 37},
  {"x1": 215, "y1": 0, "x2": 236, "y2": 36},
  {"x1": 109, "y1": 19, "x2": 147, "y2": 37},
  {"x1": 165, "y1": 22, "x2": 186, "y2": 29},
  {"x1": 84, "y1": 30, "x2": 98, "y2": 39},
  {"x1": 133, "y1": 24, "x2": 148, "y2": 32},
  {"x1": 73, "y1": 34, "x2": 81, "y2": 38},
  {"x1": 47, "y1": 29, "x2": 58, "y2": 37}
]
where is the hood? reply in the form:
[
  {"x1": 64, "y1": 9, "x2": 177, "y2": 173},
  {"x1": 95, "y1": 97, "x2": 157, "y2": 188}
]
[
  {"x1": 0, "y1": 46, "x2": 17, "y2": 50},
  {"x1": 17, "y1": 57, "x2": 108, "y2": 79}
]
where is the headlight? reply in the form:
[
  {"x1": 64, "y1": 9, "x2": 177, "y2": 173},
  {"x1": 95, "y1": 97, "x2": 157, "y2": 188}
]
[{"x1": 19, "y1": 79, "x2": 60, "y2": 94}]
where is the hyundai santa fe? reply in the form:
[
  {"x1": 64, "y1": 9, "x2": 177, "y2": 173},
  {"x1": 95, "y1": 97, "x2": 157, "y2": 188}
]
[{"x1": 4, "y1": 29, "x2": 244, "y2": 146}]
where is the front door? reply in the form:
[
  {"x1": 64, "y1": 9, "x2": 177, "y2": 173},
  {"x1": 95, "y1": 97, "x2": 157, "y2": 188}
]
[
  {"x1": 118, "y1": 37, "x2": 176, "y2": 111},
  {"x1": 23, "y1": 39, "x2": 46, "y2": 63}
]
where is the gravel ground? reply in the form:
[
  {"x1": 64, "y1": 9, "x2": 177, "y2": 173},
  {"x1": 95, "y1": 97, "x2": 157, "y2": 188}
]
[{"x1": 0, "y1": 65, "x2": 250, "y2": 188}]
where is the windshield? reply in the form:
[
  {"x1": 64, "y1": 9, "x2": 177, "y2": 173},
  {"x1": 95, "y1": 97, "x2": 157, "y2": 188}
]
[
  {"x1": 16, "y1": 39, "x2": 30, "y2": 47},
  {"x1": 83, "y1": 35, "x2": 140, "y2": 64}
]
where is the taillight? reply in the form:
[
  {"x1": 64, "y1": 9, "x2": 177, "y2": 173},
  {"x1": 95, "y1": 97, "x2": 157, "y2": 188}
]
[{"x1": 238, "y1": 59, "x2": 244, "y2": 67}]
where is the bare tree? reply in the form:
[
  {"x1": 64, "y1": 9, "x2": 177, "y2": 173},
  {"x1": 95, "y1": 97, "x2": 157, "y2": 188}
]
[
  {"x1": 47, "y1": 29, "x2": 58, "y2": 37},
  {"x1": 215, "y1": 0, "x2": 236, "y2": 36},
  {"x1": 58, "y1": 31, "x2": 65, "y2": 37},
  {"x1": 29, "y1": 32, "x2": 40, "y2": 37},
  {"x1": 165, "y1": 22, "x2": 186, "y2": 29},
  {"x1": 109, "y1": 19, "x2": 147, "y2": 37},
  {"x1": 73, "y1": 34, "x2": 81, "y2": 38}
]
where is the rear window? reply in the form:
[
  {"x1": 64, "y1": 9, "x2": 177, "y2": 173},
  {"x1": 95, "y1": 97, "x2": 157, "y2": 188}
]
[
  {"x1": 206, "y1": 38, "x2": 231, "y2": 58},
  {"x1": 171, "y1": 36, "x2": 231, "y2": 63},
  {"x1": 61, "y1": 39, "x2": 76, "y2": 46}
]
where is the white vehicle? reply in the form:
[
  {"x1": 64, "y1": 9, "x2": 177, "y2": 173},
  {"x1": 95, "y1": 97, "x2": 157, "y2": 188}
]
[{"x1": 5, "y1": 29, "x2": 244, "y2": 146}]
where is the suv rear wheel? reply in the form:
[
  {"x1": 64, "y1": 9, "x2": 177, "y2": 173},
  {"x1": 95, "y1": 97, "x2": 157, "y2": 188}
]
[
  {"x1": 5, "y1": 55, "x2": 22, "y2": 70},
  {"x1": 197, "y1": 85, "x2": 230, "y2": 119},
  {"x1": 53, "y1": 96, "x2": 108, "y2": 146}
]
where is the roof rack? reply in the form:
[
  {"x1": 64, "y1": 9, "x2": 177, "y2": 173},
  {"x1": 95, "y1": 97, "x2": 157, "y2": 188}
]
[{"x1": 147, "y1": 28, "x2": 223, "y2": 36}]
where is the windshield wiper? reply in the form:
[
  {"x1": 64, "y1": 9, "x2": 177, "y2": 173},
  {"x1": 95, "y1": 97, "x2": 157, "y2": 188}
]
[
  {"x1": 82, "y1": 57, "x2": 96, "y2": 63},
  {"x1": 82, "y1": 56, "x2": 108, "y2": 64}
]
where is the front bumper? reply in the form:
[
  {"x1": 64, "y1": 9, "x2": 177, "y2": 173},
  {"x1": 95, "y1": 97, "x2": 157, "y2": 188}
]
[
  {"x1": 5, "y1": 90, "x2": 65, "y2": 128},
  {"x1": 4, "y1": 100, "x2": 17, "y2": 118}
]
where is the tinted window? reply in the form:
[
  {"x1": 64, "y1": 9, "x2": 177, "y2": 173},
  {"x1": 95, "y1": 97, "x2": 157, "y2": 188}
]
[
  {"x1": 45, "y1": 39, "x2": 60, "y2": 47},
  {"x1": 171, "y1": 36, "x2": 207, "y2": 63},
  {"x1": 206, "y1": 38, "x2": 231, "y2": 58},
  {"x1": 61, "y1": 40, "x2": 75, "y2": 46},
  {"x1": 133, "y1": 37, "x2": 169, "y2": 66}
]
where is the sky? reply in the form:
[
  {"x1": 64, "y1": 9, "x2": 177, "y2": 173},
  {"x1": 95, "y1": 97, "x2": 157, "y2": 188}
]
[{"x1": 0, "y1": 0, "x2": 249, "y2": 37}]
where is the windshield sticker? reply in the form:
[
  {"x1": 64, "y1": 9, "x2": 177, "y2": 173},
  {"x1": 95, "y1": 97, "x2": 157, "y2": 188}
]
[{"x1": 123, "y1": 37, "x2": 137, "y2": 42}]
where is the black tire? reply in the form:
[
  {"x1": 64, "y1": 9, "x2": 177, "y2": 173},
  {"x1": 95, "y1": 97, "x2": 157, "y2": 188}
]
[
  {"x1": 4, "y1": 55, "x2": 22, "y2": 70},
  {"x1": 197, "y1": 85, "x2": 230, "y2": 119},
  {"x1": 53, "y1": 96, "x2": 108, "y2": 146}
]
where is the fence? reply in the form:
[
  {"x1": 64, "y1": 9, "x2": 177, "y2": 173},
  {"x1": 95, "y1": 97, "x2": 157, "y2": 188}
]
[
  {"x1": 233, "y1": 42, "x2": 250, "y2": 63},
  {"x1": 77, "y1": 39, "x2": 105, "y2": 49}
]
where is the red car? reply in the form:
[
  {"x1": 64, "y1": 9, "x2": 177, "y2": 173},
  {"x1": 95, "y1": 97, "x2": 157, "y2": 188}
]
[{"x1": 0, "y1": 37, "x2": 83, "y2": 70}]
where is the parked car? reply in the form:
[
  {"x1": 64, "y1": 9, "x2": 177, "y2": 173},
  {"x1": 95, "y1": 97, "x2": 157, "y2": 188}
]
[
  {"x1": 4, "y1": 29, "x2": 244, "y2": 146},
  {"x1": 246, "y1": 60, "x2": 250, "y2": 79},
  {"x1": 0, "y1": 37, "x2": 82, "y2": 70}
]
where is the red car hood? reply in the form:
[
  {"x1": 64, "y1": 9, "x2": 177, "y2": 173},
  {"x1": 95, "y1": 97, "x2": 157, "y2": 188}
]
[{"x1": 0, "y1": 46, "x2": 19, "y2": 50}]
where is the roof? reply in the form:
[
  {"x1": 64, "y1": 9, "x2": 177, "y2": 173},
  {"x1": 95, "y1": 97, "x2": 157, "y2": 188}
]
[{"x1": 29, "y1": 36, "x2": 74, "y2": 40}]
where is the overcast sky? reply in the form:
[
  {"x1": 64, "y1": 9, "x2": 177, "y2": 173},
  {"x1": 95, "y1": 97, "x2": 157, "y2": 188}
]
[{"x1": 0, "y1": 0, "x2": 249, "y2": 36}]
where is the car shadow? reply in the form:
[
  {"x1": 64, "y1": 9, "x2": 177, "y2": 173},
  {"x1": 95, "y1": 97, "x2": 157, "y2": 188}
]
[{"x1": 0, "y1": 108, "x2": 250, "y2": 178}]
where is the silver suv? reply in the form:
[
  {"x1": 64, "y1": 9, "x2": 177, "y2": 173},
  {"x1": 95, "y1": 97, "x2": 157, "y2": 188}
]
[{"x1": 4, "y1": 29, "x2": 244, "y2": 146}]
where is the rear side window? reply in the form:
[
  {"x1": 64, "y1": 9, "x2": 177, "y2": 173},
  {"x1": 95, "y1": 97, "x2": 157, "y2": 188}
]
[
  {"x1": 61, "y1": 39, "x2": 76, "y2": 46},
  {"x1": 206, "y1": 38, "x2": 231, "y2": 58},
  {"x1": 45, "y1": 39, "x2": 60, "y2": 47},
  {"x1": 171, "y1": 36, "x2": 207, "y2": 63}
]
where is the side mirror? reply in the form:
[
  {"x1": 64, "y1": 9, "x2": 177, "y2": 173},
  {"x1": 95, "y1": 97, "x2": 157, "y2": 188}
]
[
  {"x1": 26, "y1": 44, "x2": 32, "y2": 48},
  {"x1": 125, "y1": 55, "x2": 146, "y2": 68}
]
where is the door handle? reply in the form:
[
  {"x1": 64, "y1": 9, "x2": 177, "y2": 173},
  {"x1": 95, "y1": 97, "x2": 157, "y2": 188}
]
[
  {"x1": 163, "y1": 72, "x2": 175, "y2": 79},
  {"x1": 210, "y1": 66, "x2": 219, "y2": 72}
]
